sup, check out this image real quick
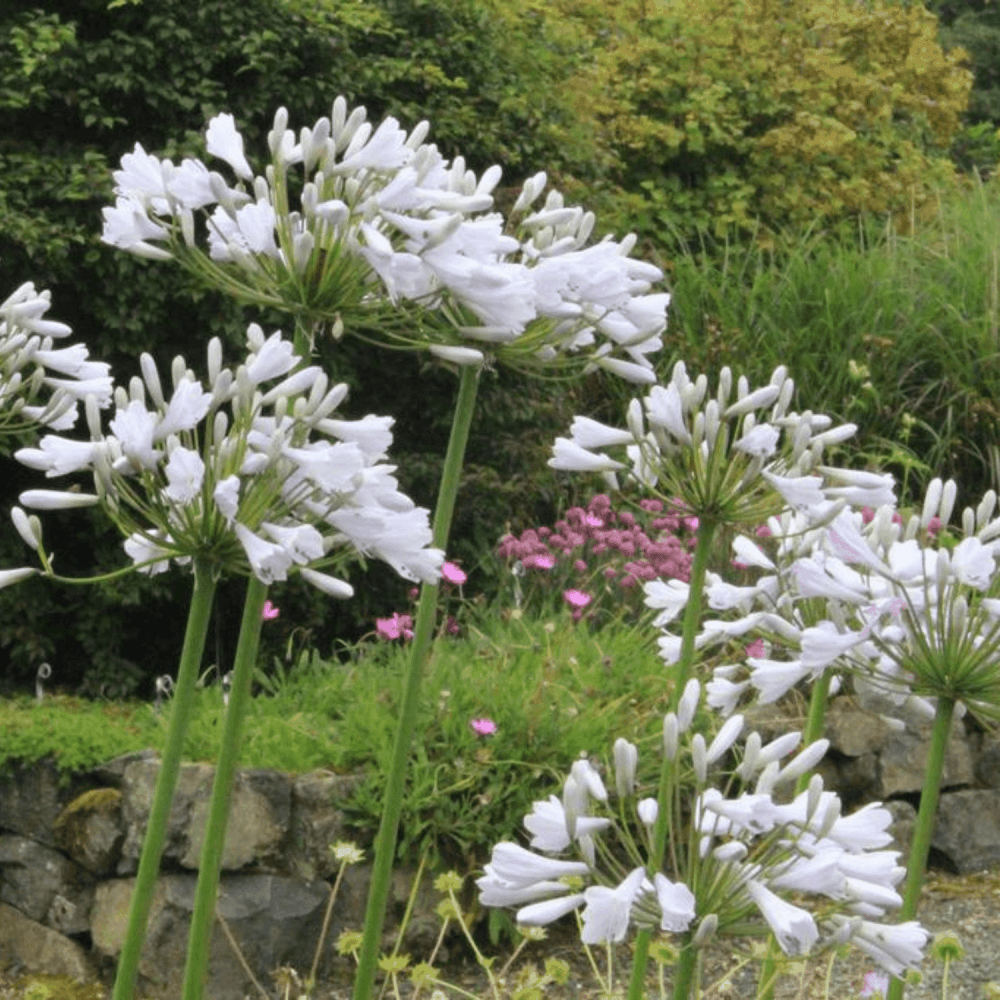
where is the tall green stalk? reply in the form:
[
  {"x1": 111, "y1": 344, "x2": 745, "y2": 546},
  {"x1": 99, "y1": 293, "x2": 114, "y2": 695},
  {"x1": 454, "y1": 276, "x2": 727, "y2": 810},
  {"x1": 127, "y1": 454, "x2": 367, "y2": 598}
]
[
  {"x1": 885, "y1": 696, "x2": 955, "y2": 1000},
  {"x1": 112, "y1": 559, "x2": 217, "y2": 1000},
  {"x1": 747, "y1": 672, "x2": 838, "y2": 1000},
  {"x1": 626, "y1": 519, "x2": 717, "y2": 1000},
  {"x1": 352, "y1": 364, "x2": 480, "y2": 1000},
  {"x1": 181, "y1": 574, "x2": 269, "y2": 1000}
]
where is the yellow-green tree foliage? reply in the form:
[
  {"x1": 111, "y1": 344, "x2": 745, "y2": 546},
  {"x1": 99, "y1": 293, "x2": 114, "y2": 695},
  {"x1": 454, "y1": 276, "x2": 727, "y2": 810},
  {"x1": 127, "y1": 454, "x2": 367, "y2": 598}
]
[{"x1": 489, "y1": 0, "x2": 974, "y2": 250}]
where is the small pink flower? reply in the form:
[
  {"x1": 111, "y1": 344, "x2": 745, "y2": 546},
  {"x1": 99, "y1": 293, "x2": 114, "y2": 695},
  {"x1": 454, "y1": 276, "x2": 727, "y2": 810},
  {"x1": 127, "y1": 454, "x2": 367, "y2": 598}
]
[
  {"x1": 470, "y1": 717, "x2": 497, "y2": 736},
  {"x1": 376, "y1": 612, "x2": 414, "y2": 641},
  {"x1": 408, "y1": 587, "x2": 420, "y2": 600},
  {"x1": 525, "y1": 552, "x2": 556, "y2": 570},
  {"x1": 446, "y1": 616, "x2": 460, "y2": 635},
  {"x1": 573, "y1": 559, "x2": 588, "y2": 573},
  {"x1": 755, "y1": 524, "x2": 772, "y2": 539},
  {"x1": 441, "y1": 561, "x2": 467, "y2": 585},
  {"x1": 731, "y1": 559, "x2": 749, "y2": 570},
  {"x1": 745, "y1": 638, "x2": 766, "y2": 658},
  {"x1": 861, "y1": 506, "x2": 875, "y2": 524},
  {"x1": 683, "y1": 516, "x2": 699, "y2": 531},
  {"x1": 860, "y1": 970, "x2": 889, "y2": 998},
  {"x1": 563, "y1": 589, "x2": 592, "y2": 609},
  {"x1": 586, "y1": 514, "x2": 604, "y2": 527},
  {"x1": 261, "y1": 600, "x2": 280, "y2": 621},
  {"x1": 891, "y1": 511, "x2": 903, "y2": 525},
  {"x1": 927, "y1": 515, "x2": 942, "y2": 536}
]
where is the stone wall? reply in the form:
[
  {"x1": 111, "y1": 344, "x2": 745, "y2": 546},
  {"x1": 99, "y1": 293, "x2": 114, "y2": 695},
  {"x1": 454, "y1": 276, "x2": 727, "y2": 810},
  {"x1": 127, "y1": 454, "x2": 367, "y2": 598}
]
[
  {"x1": 2, "y1": 700, "x2": 1000, "y2": 997},
  {"x1": 0, "y1": 751, "x2": 431, "y2": 1000}
]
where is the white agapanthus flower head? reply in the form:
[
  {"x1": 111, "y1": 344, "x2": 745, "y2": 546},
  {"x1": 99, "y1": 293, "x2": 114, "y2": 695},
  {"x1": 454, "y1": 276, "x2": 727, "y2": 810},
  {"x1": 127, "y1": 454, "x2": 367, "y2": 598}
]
[
  {"x1": 477, "y1": 717, "x2": 926, "y2": 977},
  {"x1": 695, "y1": 479, "x2": 1000, "y2": 723},
  {"x1": 13, "y1": 324, "x2": 443, "y2": 593},
  {"x1": 550, "y1": 362, "x2": 866, "y2": 528},
  {"x1": 0, "y1": 279, "x2": 113, "y2": 436},
  {"x1": 101, "y1": 98, "x2": 668, "y2": 381}
]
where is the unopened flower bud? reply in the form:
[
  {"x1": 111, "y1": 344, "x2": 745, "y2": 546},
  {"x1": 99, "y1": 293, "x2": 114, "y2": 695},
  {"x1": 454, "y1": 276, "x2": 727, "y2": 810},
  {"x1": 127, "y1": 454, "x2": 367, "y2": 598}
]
[
  {"x1": 941, "y1": 479, "x2": 957, "y2": 527},
  {"x1": 171, "y1": 354, "x2": 188, "y2": 391},
  {"x1": 128, "y1": 375, "x2": 145, "y2": 404},
  {"x1": 805, "y1": 773, "x2": 825, "y2": 823},
  {"x1": 677, "y1": 679, "x2": 700, "y2": 732},
  {"x1": 776, "y1": 739, "x2": 829, "y2": 786},
  {"x1": 922, "y1": 478, "x2": 943, "y2": 528},
  {"x1": 717, "y1": 367, "x2": 732, "y2": 407},
  {"x1": 11, "y1": 507, "x2": 41, "y2": 551},
  {"x1": 637, "y1": 798, "x2": 658, "y2": 829},
  {"x1": 691, "y1": 734, "x2": 708, "y2": 784},
  {"x1": 693, "y1": 914, "x2": 718, "y2": 947},
  {"x1": 663, "y1": 713, "x2": 679, "y2": 760},
  {"x1": 613, "y1": 738, "x2": 638, "y2": 797}
]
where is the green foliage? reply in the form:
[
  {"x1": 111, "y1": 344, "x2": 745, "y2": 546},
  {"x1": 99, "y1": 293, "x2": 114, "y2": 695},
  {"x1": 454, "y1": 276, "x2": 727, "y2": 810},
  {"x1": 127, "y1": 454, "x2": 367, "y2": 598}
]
[
  {"x1": 588, "y1": 171, "x2": 1000, "y2": 520},
  {"x1": 0, "y1": 611, "x2": 678, "y2": 871},
  {"x1": 0, "y1": 0, "x2": 585, "y2": 695},
  {"x1": 501, "y1": 0, "x2": 974, "y2": 256}
]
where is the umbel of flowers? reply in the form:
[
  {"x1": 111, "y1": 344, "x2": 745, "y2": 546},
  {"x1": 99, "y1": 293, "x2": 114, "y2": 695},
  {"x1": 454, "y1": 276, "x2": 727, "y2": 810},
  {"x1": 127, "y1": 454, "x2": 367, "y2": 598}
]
[
  {"x1": 0, "y1": 278, "x2": 113, "y2": 439},
  {"x1": 102, "y1": 98, "x2": 668, "y2": 381},
  {"x1": 99, "y1": 94, "x2": 674, "y2": 1000},
  {"x1": 479, "y1": 694, "x2": 928, "y2": 996},
  {"x1": 6, "y1": 322, "x2": 443, "y2": 1000},
  {"x1": 12, "y1": 322, "x2": 441, "y2": 591}
]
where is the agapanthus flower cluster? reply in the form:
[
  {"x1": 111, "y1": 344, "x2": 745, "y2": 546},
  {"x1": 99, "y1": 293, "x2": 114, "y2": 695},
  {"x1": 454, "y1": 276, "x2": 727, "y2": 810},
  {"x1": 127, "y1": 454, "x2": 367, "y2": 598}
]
[
  {"x1": 478, "y1": 684, "x2": 927, "y2": 978},
  {"x1": 496, "y1": 493, "x2": 695, "y2": 621},
  {"x1": 101, "y1": 97, "x2": 668, "y2": 380},
  {"x1": 0, "y1": 279, "x2": 113, "y2": 437},
  {"x1": 10, "y1": 324, "x2": 443, "y2": 593},
  {"x1": 692, "y1": 478, "x2": 1000, "y2": 724},
  {"x1": 550, "y1": 362, "x2": 888, "y2": 529}
]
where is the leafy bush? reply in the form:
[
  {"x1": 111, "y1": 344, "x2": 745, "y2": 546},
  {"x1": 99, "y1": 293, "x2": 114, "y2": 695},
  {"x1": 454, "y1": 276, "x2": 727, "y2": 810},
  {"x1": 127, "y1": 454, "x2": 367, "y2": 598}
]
[{"x1": 499, "y1": 0, "x2": 974, "y2": 257}]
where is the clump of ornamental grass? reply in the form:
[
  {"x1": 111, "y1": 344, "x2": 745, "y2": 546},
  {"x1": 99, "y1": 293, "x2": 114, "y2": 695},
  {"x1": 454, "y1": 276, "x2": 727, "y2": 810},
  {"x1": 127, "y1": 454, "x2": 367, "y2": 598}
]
[{"x1": 495, "y1": 493, "x2": 696, "y2": 626}]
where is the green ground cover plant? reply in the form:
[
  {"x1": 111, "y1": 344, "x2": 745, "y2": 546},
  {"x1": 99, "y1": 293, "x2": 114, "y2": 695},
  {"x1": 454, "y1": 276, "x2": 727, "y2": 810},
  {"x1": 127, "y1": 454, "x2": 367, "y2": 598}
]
[{"x1": 0, "y1": 609, "x2": 676, "y2": 873}]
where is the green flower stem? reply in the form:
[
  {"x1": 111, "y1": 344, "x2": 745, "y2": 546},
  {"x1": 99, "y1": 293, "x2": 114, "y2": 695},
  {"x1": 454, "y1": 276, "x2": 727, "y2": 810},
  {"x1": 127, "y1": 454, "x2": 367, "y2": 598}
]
[
  {"x1": 627, "y1": 518, "x2": 717, "y2": 1000},
  {"x1": 112, "y1": 559, "x2": 217, "y2": 1000},
  {"x1": 671, "y1": 940, "x2": 697, "y2": 1000},
  {"x1": 886, "y1": 696, "x2": 956, "y2": 1000},
  {"x1": 352, "y1": 363, "x2": 480, "y2": 1000},
  {"x1": 181, "y1": 573, "x2": 269, "y2": 1000},
  {"x1": 795, "y1": 669, "x2": 834, "y2": 795}
]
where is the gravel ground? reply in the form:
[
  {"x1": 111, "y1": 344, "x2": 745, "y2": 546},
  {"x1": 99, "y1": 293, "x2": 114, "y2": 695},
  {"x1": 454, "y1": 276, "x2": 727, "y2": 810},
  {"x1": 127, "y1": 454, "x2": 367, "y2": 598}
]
[{"x1": 1, "y1": 867, "x2": 998, "y2": 999}]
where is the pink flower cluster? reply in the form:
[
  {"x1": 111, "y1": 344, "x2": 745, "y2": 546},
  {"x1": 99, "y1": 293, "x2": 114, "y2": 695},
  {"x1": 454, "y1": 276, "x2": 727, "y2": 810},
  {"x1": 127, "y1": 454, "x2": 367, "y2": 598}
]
[
  {"x1": 497, "y1": 494, "x2": 695, "y2": 594},
  {"x1": 376, "y1": 612, "x2": 414, "y2": 642}
]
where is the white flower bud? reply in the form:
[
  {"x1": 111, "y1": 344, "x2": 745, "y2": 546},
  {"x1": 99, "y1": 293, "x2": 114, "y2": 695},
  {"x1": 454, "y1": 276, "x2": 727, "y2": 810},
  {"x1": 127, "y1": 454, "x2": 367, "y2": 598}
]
[
  {"x1": 171, "y1": 354, "x2": 188, "y2": 391},
  {"x1": 805, "y1": 772, "x2": 825, "y2": 822},
  {"x1": 429, "y1": 344, "x2": 484, "y2": 367},
  {"x1": 128, "y1": 375, "x2": 145, "y2": 404},
  {"x1": 19, "y1": 489, "x2": 100, "y2": 510},
  {"x1": 663, "y1": 713, "x2": 679, "y2": 760},
  {"x1": 706, "y1": 715, "x2": 744, "y2": 764},
  {"x1": 613, "y1": 738, "x2": 638, "y2": 797},
  {"x1": 735, "y1": 731, "x2": 762, "y2": 780},
  {"x1": 922, "y1": 478, "x2": 943, "y2": 528},
  {"x1": 941, "y1": 479, "x2": 957, "y2": 527},
  {"x1": 140, "y1": 353, "x2": 164, "y2": 409},
  {"x1": 637, "y1": 798, "x2": 658, "y2": 829},
  {"x1": 677, "y1": 679, "x2": 701, "y2": 732},
  {"x1": 11, "y1": 507, "x2": 41, "y2": 551},
  {"x1": 776, "y1": 739, "x2": 829, "y2": 786},
  {"x1": 978, "y1": 491, "x2": 998, "y2": 529},
  {"x1": 717, "y1": 367, "x2": 732, "y2": 407},
  {"x1": 691, "y1": 734, "x2": 708, "y2": 784}
]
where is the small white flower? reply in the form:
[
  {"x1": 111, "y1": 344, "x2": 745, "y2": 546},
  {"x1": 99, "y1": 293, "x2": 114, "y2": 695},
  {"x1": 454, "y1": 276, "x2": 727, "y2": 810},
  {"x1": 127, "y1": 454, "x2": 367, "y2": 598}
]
[
  {"x1": 746, "y1": 879, "x2": 818, "y2": 956},
  {"x1": 205, "y1": 112, "x2": 254, "y2": 179},
  {"x1": 653, "y1": 873, "x2": 696, "y2": 932},
  {"x1": 580, "y1": 867, "x2": 647, "y2": 944},
  {"x1": 163, "y1": 447, "x2": 205, "y2": 503},
  {"x1": 233, "y1": 522, "x2": 294, "y2": 583},
  {"x1": 213, "y1": 475, "x2": 240, "y2": 523}
]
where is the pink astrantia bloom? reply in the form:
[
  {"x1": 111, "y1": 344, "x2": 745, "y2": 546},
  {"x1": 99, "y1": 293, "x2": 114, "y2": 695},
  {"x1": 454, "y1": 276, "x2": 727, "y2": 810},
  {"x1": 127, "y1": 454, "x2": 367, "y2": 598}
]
[
  {"x1": 261, "y1": 600, "x2": 280, "y2": 620},
  {"x1": 563, "y1": 588, "x2": 592, "y2": 609},
  {"x1": 470, "y1": 717, "x2": 497, "y2": 736},
  {"x1": 744, "y1": 638, "x2": 766, "y2": 658},
  {"x1": 441, "y1": 561, "x2": 467, "y2": 585}
]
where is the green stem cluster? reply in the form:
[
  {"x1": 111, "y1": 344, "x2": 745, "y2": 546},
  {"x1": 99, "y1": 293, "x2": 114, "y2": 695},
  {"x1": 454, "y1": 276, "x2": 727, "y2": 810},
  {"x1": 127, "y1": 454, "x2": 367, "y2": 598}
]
[
  {"x1": 626, "y1": 518, "x2": 718, "y2": 1000},
  {"x1": 111, "y1": 560, "x2": 217, "y2": 1000}
]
